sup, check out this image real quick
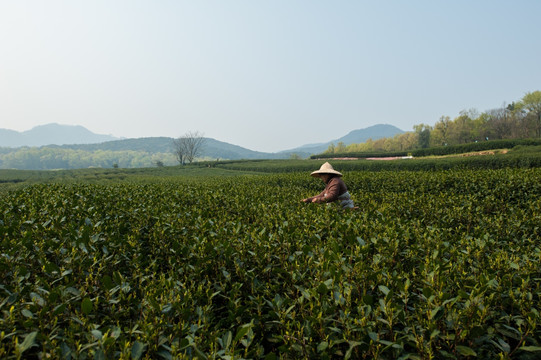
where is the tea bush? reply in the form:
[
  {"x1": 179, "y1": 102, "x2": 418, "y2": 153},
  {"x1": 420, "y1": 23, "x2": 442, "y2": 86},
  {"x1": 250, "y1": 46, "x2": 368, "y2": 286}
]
[{"x1": 1, "y1": 169, "x2": 540, "y2": 359}]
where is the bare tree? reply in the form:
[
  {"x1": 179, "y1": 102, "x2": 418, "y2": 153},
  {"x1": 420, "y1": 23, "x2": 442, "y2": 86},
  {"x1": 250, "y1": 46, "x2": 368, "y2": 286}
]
[
  {"x1": 172, "y1": 131, "x2": 206, "y2": 165},
  {"x1": 172, "y1": 137, "x2": 186, "y2": 165},
  {"x1": 486, "y1": 107, "x2": 513, "y2": 140}
]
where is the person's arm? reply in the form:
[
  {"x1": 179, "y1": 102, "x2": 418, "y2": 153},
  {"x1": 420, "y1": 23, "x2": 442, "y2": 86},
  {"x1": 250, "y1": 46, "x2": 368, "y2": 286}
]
[
  {"x1": 303, "y1": 179, "x2": 341, "y2": 203},
  {"x1": 302, "y1": 189, "x2": 326, "y2": 203}
]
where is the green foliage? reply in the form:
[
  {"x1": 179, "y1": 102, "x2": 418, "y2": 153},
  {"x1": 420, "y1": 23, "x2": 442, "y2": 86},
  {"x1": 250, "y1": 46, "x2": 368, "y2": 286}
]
[
  {"x1": 411, "y1": 138, "x2": 541, "y2": 157},
  {"x1": 0, "y1": 166, "x2": 260, "y2": 193},
  {"x1": 0, "y1": 146, "x2": 177, "y2": 170},
  {"x1": 313, "y1": 138, "x2": 541, "y2": 159},
  {"x1": 321, "y1": 90, "x2": 541, "y2": 154},
  {"x1": 209, "y1": 153, "x2": 541, "y2": 173},
  {"x1": 511, "y1": 145, "x2": 541, "y2": 153},
  {"x1": 1, "y1": 169, "x2": 540, "y2": 358},
  {"x1": 311, "y1": 151, "x2": 409, "y2": 159}
]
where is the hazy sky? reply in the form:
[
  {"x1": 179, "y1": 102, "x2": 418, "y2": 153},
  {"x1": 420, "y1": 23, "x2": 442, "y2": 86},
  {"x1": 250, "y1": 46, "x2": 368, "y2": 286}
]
[{"x1": 1, "y1": 1, "x2": 540, "y2": 152}]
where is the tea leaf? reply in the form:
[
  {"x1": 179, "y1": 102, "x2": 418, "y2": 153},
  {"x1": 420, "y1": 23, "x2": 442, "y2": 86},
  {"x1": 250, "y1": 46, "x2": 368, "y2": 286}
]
[
  {"x1": 520, "y1": 346, "x2": 541, "y2": 352},
  {"x1": 91, "y1": 330, "x2": 103, "y2": 340},
  {"x1": 378, "y1": 285, "x2": 390, "y2": 296},
  {"x1": 17, "y1": 331, "x2": 38, "y2": 354},
  {"x1": 81, "y1": 297, "x2": 93, "y2": 315},
  {"x1": 131, "y1": 341, "x2": 146, "y2": 360},
  {"x1": 317, "y1": 341, "x2": 328, "y2": 352},
  {"x1": 456, "y1": 345, "x2": 477, "y2": 357}
]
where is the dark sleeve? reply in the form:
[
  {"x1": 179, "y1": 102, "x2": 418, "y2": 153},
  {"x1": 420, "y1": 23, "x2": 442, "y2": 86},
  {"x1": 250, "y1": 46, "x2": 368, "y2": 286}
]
[{"x1": 323, "y1": 178, "x2": 341, "y2": 202}]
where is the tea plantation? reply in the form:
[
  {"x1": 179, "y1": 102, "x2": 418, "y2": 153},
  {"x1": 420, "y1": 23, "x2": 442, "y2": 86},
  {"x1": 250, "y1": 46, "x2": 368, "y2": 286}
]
[{"x1": 1, "y1": 168, "x2": 540, "y2": 359}]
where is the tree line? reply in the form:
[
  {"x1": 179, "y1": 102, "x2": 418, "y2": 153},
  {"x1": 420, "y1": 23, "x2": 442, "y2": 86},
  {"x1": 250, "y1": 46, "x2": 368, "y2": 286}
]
[
  {"x1": 0, "y1": 147, "x2": 177, "y2": 170},
  {"x1": 325, "y1": 90, "x2": 541, "y2": 154}
]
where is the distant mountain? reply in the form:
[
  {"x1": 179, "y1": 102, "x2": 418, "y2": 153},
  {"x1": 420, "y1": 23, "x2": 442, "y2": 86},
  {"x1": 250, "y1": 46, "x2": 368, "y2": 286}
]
[
  {"x1": 282, "y1": 124, "x2": 405, "y2": 154},
  {"x1": 0, "y1": 123, "x2": 407, "y2": 169},
  {"x1": 0, "y1": 123, "x2": 119, "y2": 147},
  {"x1": 0, "y1": 124, "x2": 296, "y2": 159}
]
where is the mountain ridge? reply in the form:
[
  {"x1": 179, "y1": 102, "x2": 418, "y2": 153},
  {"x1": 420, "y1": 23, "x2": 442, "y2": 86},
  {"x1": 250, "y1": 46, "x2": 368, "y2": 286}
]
[
  {"x1": 282, "y1": 124, "x2": 405, "y2": 154},
  {"x1": 0, "y1": 123, "x2": 119, "y2": 147},
  {"x1": 1, "y1": 123, "x2": 405, "y2": 163}
]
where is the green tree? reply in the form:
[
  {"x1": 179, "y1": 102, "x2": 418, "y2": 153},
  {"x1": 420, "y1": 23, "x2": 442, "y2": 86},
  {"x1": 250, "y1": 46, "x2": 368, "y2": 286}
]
[
  {"x1": 473, "y1": 112, "x2": 494, "y2": 141},
  {"x1": 518, "y1": 91, "x2": 541, "y2": 137},
  {"x1": 335, "y1": 141, "x2": 347, "y2": 153},
  {"x1": 397, "y1": 132, "x2": 418, "y2": 151},
  {"x1": 325, "y1": 143, "x2": 336, "y2": 154},
  {"x1": 447, "y1": 111, "x2": 476, "y2": 144},
  {"x1": 414, "y1": 124, "x2": 432, "y2": 148},
  {"x1": 431, "y1": 116, "x2": 452, "y2": 146}
]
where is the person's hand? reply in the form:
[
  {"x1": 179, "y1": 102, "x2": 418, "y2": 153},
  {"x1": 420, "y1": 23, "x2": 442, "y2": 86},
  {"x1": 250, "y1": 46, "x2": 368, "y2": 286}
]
[{"x1": 301, "y1": 198, "x2": 310, "y2": 203}]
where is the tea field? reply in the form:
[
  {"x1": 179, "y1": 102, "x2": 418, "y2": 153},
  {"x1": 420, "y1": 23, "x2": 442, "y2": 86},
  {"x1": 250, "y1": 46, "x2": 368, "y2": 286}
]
[{"x1": 1, "y1": 168, "x2": 540, "y2": 359}]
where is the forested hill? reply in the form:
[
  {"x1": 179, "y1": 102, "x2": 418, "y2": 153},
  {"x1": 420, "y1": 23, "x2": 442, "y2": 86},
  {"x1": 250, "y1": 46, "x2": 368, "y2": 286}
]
[
  {"x1": 54, "y1": 137, "x2": 174, "y2": 153},
  {"x1": 55, "y1": 137, "x2": 295, "y2": 160}
]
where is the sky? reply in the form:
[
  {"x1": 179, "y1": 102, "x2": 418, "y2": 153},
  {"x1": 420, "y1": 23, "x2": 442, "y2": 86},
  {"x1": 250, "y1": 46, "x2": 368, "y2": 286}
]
[{"x1": 1, "y1": 1, "x2": 540, "y2": 153}]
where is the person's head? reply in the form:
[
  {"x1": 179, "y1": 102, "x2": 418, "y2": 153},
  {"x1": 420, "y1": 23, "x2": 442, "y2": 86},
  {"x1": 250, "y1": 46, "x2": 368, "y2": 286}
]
[
  {"x1": 318, "y1": 173, "x2": 334, "y2": 183},
  {"x1": 310, "y1": 162, "x2": 343, "y2": 183}
]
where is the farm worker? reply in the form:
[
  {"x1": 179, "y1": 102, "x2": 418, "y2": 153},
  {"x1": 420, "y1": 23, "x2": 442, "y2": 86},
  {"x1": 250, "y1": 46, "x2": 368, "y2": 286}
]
[{"x1": 301, "y1": 162, "x2": 355, "y2": 209}]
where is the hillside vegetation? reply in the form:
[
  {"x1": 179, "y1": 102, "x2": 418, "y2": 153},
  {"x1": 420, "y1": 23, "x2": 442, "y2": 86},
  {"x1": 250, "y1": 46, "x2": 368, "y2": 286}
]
[
  {"x1": 0, "y1": 137, "x2": 296, "y2": 170},
  {"x1": 322, "y1": 90, "x2": 541, "y2": 155},
  {"x1": 313, "y1": 138, "x2": 541, "y2": 159}
]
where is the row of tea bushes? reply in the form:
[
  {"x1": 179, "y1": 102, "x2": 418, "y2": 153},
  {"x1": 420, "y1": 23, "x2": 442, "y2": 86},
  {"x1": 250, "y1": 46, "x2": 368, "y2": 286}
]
[{"x1": 1, "y1": 169, "x2": 540, "y2": 358}]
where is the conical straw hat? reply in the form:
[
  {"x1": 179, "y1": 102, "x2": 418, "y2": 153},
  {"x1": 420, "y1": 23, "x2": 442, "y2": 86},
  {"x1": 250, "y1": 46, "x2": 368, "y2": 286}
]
[{"x1": 310, "y1": 162, "x2": 343, "y2": 177}]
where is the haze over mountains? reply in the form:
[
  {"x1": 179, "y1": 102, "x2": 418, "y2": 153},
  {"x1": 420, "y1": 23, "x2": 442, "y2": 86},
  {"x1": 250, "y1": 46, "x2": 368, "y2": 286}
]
[
  {"x1": 0, "y1": 123, "x2": 119, "y2": 147},
  {"x1": 1, "y1": 123, "x2": 404, "y2": 155},
  {"x1": 284, "y1": 124, "x2": 404, "y2": 155},
  {"x1": 0, "y1": 123, "x2": 404, "y2": 169}
]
